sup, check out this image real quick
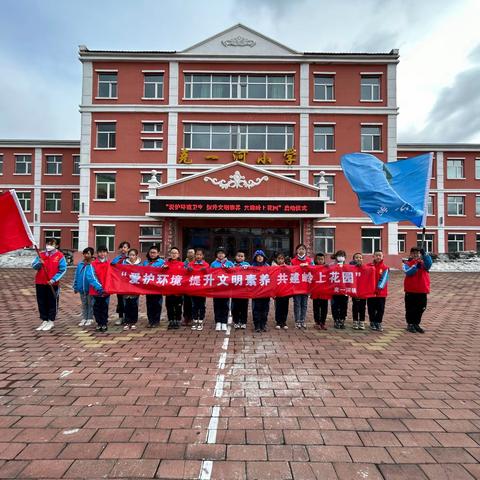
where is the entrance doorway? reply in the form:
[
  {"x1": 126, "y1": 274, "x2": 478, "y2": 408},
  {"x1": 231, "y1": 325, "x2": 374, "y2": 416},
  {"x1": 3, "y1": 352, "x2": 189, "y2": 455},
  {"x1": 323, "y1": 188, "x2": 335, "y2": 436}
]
[{"x1": 183, "y1": 227, "x2": 293, "y2": 262}]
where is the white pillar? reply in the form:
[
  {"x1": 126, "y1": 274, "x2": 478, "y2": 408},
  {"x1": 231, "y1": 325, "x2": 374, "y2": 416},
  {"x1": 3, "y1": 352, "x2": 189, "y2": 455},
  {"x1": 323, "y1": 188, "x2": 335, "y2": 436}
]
[
  {"x1": 33, "y1": 147, "x2": 42, "y2": 243},
  {"x1": 299, "y1": 63, "x2": 309, "y2": 183},
  {"x1": 436, "y1": 151, "x2": 445, "y2": 253}
]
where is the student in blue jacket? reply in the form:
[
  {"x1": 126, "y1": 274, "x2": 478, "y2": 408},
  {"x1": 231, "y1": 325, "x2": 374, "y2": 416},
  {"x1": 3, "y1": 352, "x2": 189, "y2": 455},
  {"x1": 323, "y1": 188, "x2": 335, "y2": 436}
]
[
  {"x1": 211, "y1": 247, "x2": 234, "y2": 331},
  {"x1": 73, "y1": 247, "x2": 95, "y2": 327},
  {"x1": 141, "y1": 245, "x2": 165, "y2": 328}
]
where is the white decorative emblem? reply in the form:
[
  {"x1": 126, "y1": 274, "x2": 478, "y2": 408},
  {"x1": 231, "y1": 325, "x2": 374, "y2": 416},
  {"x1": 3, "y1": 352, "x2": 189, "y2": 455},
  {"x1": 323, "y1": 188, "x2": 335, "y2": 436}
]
[
  {"x1": 204, "y1": 170, "x2": 268, "y2": 190},
  {"x1": 221, "y1": 36, "x2": 256, "y2": 48}
]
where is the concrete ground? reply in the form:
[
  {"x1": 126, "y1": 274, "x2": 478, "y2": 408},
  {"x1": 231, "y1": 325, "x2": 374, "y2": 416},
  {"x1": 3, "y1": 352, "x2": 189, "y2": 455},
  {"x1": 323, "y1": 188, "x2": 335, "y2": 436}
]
[{"x1": 0, "y1": 269, "x2": 479, "y2": 479}]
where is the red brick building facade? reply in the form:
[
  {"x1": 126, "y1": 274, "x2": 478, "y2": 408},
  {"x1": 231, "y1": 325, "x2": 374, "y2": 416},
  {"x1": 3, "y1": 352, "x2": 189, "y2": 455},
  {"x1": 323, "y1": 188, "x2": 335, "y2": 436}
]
[{"x1": 1, "y1": 25, "x2": 479, "y2": 261}]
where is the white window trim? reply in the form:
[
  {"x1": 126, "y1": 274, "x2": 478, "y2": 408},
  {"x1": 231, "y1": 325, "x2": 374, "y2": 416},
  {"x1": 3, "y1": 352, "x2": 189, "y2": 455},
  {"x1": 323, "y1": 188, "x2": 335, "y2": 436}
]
[
  {"x1": 142, "y1": 69, "x2": 165, "y2": 73},
  {"x1": 181, "y1": 120, "x2": 296, "y2": 125},
  {"x1": 359, "y1": 99, "x2": 384, "y2": 102},
  {"x1": 183, "y1": 70, "x2": 297, "y2": 74},
  {"x1": 95, "y1": 120, "x2": 117, "y2": 123},
  {"x1": 361, "y1": 122, "x2": 384, "y2": 126},
  {"x1": 360, "y1": 72, "x2": 384, "y2": 75},
  {"x1": 139, "y1": 189, "x2": 149, "y2": 203},
  {"x1": 95, "y1": 69, "x2": 118, "y2": 73},
  {"x1": 94, "y1": 97, "x2": 118, "y2": 100},
  {"x1": 141, "y1": 97, "x2": 165, "y2": 101}
]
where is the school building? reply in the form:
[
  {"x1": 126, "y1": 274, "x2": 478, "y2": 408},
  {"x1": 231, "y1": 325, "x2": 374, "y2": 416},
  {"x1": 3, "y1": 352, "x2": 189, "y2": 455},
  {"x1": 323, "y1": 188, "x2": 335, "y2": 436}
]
[{"x1": 1, "y1": 25, "x2": 479, "y2": 261}]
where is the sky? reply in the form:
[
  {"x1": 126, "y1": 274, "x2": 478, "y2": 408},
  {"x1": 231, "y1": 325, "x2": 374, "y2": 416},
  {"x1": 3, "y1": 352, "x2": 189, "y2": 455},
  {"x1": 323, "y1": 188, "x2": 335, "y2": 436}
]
[{"x1": 0, "y1": 0, "x2": 479, "y2": 143}]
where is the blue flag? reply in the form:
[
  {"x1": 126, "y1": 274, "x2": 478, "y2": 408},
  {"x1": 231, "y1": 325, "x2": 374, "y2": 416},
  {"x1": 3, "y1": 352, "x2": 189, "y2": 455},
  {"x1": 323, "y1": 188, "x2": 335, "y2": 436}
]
[{"x1": 340, "y1": 152, "x2": 433, "y2": 227}]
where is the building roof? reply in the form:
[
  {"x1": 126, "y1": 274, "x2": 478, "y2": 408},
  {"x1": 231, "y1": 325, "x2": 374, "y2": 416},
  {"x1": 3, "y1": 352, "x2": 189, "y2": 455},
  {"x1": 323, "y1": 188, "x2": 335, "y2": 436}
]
[
  {"x1": 398, "y1": 143, "x2": 480, "y2": 152},
  {"x1": 0, "y1": 140, "x2": 79, "y2": 148}
]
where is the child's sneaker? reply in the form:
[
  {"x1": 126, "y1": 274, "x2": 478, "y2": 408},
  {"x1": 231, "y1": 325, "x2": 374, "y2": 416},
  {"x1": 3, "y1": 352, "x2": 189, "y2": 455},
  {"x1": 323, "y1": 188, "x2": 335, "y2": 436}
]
[
  {"x1": 43, "y1": 321, "x2": 54, "y2": 331},
  {"x1": 353, "y1": 321, "x2": 359, "y2": 330},
  {"x1": 100, "y1": 325, "x2": 108, "y2": 332},
  {"x1": 359, "y1": 321, "x2": 365, "y2": 330},
  {"x1": 241, "y1": 324, "x2": 247, "y2": 329},
  {"x1": 123, "y1": 325, "x2": 130, "y2": 331},
  {"x1": 370, "y1": 323, "x2": 378, "y2": 331},
  {"x1": 275, "y1": 325, "x2": 281, "y2": 330},
  {"x1": 376, "y1": 323, "x2": 384, "y2": 332},
  {"x1": 233, "y1": 323, "x2": 240, "y2": 329},
  {"x1": 191, "y1": 320, "x2": 198, "y2": 331},
  {"x1": 130, "y1": 325, "x2": 136, "y2": 330},
  {"x1": 36, "y1": 321, "x2": 48, "y2": 331},
  {"x1": 339, "y1": 319, "x2": 345, "y2": 329},
  {"x1": 197, "y1": 320, "x2": 204, "y2": 331},
  {"x1": 295, "y1": 323, "x2": 301, "y2": 329},
  {"x1": 333, "y1": 320, "x2": 339, "y2": 329},
  {"x1": 215, "y1": 322, "x2": 222, "y2": 331},
  {"x1": 115, "y1": 318, "x2": 124, "y2": 326},
  {"x1": 301, "y1": 323, "x2": 307, "y2": 330},
  {"x1": 78, "y1": 319, "x2": 87, "y2": 326},
  {"x1": 221, "y1": 324, "x2": 227, "y2": 331},
  {"x1": 85, "y1": 319, "x2": 94, "y2": 327},
  {"x1": 320, "y1": 323, "x2": 327, "y2": 330},
  {"x1": 283, "y1": 325, "x2": 288, "y2": 330}
]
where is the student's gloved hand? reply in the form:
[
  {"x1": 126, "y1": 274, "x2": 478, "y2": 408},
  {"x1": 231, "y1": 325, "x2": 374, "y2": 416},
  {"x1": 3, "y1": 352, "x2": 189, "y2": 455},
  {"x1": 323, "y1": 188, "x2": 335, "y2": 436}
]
[
  {"x1": 48, "y1": 279, "x2": 55, "y2": 285},
  {"x1": 162, "y1": 264, "x2": 169, "y2": 269},
  {"x1": 186, "y1": 266, "x2": 193, "y2": 272},
  {"x1": 200, "y1": 267, "x2": 207, "y2": 272}
]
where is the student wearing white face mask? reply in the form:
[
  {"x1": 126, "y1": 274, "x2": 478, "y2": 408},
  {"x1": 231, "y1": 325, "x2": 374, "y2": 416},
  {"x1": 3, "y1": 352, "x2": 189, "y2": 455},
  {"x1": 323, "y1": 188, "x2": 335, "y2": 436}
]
[
  {"x1": 32, "y1": 238, "x2": 67, "y2": 331},
  {"x1": 330, "y1": 250, "x2": 349, "y2": 329}
]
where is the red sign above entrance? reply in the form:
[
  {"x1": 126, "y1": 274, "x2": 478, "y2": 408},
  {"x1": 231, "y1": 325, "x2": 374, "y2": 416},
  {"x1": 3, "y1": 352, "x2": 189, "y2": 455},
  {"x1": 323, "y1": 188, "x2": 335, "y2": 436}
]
[{"x1": 150, "y1": 199, "x2": 326, "y2": 217}]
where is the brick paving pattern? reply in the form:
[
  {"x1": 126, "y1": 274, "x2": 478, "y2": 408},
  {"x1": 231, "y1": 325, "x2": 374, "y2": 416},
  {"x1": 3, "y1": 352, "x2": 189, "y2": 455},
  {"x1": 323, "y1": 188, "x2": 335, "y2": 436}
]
[{"x1": 0, "y1": 269, "x2": 479, "y2": 479}]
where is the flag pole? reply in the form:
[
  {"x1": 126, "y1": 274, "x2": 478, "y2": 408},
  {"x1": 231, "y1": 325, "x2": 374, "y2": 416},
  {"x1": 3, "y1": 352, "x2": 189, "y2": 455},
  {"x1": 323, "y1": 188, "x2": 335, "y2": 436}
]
[{"x1": 421, "y1": 227, "x2": 426, "y2": 252}]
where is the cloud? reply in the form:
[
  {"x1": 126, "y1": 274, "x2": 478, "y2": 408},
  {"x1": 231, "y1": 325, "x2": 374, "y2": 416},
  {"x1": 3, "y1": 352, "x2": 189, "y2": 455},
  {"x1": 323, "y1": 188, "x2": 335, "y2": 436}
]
[{"x1": 414, "y1": 44, "x2": 480, "y2": 142}]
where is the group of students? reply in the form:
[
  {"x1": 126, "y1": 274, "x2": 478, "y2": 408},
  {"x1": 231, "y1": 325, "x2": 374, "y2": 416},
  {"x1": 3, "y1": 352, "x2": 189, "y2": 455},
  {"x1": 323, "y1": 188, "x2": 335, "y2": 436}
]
[{"x1": 32, "y1": 238, "x2": 433, "y2": 335}]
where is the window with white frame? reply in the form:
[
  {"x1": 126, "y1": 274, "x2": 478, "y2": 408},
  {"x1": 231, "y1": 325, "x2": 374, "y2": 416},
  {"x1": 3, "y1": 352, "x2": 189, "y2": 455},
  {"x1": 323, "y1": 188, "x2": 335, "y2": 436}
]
[
  {"x1": 141, "y1": 172, "x2": 162, "y2": 184},
  {"x1": 361, "y1": 228, "x2": 382, "y2": 254},
  {"x1": 360, "y1": 75, "x2": 381, "y2": 101},
  {"x1": 142, "y1": 139, "x2": 163, "y2": 150},
  {"x1": 398, "y1": 233, "x2": 406, "y2": 253},
  {"x1": 95, "y1": 173, "x2": 116, "y2": 200},
  {"x1": 313, "y1": 75, "x2": 334, "y2": 101},
  {"x1": 416, "y1": 233, "x2": 435, "y2": 253},
  {"x1": 45, "y1": 155, "x2": 62, "y2": 175},
  {"x1": 142, "y1": 122, "x2": 163, "y2": 133},
  {"x1": 314, "y1": 228, "x2": 335, "y2": 255},
  {"x1": 96, "y1": 122, "x2": 116, "y2": 149},
  {"x1": 15, "y1": 154, "x2": 32, "y2": 174},
  {"x1": 95, "y1": 226, "x2": 115, "y2": 252},
  {"x1": 361, "y1": 126, "x2": 381, "y2": 151},
  {"x1": 98, "y1": 72, "x2": 117, "y2": 98},
  {"x1": 476, "y1": 196, "x2": 480, "y2": 216},
  {"x1": 143, "y1": 73, "x2": 164, "y2": 99},
  {"x1": 44, "y1": 192, "x2": 61, "y2": 212},
  {"x1": 183, "y1": 123, "x2": 294, "y2": 151},
  {"x1": 17, "y1": 191, "x2": 31, "y2": 212},
  {"x1": 446, "y1": 159, "x2": 464, "y2": 179},
  {"x1": 447, "y1": 233, "x2": 465, "y2": 253},
  {"x1": 427, "y1": 195, "x2": 434, "y2": 216},
  {"x1": 140, "y1": 226, "x2": 162, "y2": 253},
  {"x1": 314, "y1": 174, "x2": 335, "y2": 201},
  {"x1": 184, "y1": 73, "x2": 294, "y2": 100},
  {"x1": 44, "y1": 230, "x2": 61, "y2": 246},
  {"x1": 476, "y1": 159, "x2": 480, "y2": 179},
  {"x1": 313, "y1": 125, "x2": 335, "y2": 151},
  {"x1": 139, "y1": 190, "x2": 149, "y2": 201},
  {"x1": 72, "y1": 192, "x2": 80, "y2": 212},
  {"x1": 447, "y1": 195, "x2": 465, "y2": 215},
  {"x1": 71, "y1": 230, "x2": 79, "y2": 251},
  {"x1": 0, "y1": 154, "x2": 3, "y2": 174},
  {"x1": 73, "y1": 155, "x2": 80, "y2": 175}
]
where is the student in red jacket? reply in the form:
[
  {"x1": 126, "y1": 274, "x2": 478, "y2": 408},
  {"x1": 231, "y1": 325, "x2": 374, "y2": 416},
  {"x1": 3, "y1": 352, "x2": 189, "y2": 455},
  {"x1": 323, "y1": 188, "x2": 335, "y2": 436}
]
[
  {"x1": 186, "y1": 247, "x2": 210, "y2": 331},
  {"x1": 349, "y1": 252, "x2": 368, "y2": 330},
  {"x1": 402, "y1": 247, "x2": 432, "y2": 333},
  {"x1": 291, "y1": 243, "x2": 314, "y2": 329},
  {"x1": 367, "y1": 250, "x2": 389, "y2": 332},
  {"x1": 32, "y1": 238, "x2": 67, "y2": 332},
  {"x1": 162, "y1": 246, "x2": 185, "y2": 330}
]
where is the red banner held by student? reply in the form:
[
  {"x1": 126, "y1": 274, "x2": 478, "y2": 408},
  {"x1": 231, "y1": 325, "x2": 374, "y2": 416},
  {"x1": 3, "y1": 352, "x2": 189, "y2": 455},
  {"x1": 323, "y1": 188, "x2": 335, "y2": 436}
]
[
  {"x1": 104, "y1": 264, "x2": 376, "y2": 299},
  {"x1": 0, "y1": 190, "x2": 36, "y2": 254}
]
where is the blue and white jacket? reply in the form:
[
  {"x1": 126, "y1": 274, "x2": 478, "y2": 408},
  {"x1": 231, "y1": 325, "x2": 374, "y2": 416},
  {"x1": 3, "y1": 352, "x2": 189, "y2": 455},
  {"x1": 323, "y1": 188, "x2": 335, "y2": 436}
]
[
  {"x1": 141, "y1": 258, "x2": 165, "y2": 267},
  {"x1": 73, "y1": 261, "x2": 92, "y2": 294},
  {"x1": 211, "y1": 258, "x2": 234, "y2": 268}
]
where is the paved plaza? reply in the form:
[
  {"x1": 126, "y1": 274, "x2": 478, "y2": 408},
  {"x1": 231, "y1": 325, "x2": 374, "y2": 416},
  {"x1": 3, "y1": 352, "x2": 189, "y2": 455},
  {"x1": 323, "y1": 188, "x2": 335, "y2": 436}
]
[{"x1": 0, "y1": 269, "x2": 479, "y2": 479}]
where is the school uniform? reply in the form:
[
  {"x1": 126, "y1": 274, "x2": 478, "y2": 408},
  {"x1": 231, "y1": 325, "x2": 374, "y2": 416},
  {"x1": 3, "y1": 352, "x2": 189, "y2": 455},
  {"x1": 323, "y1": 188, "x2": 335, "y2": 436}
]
[
  {"x1": 349, "y1": 261, "x2": 368, "y2": 329},
  {"x1": 186, "y1": 260, "x2": 210, "y2": 330},
  {"x1": 163, "y1": 258, "x2": 184, "y2": 329},
  {"x1": 211, "y1": 258, "x2": 234, "y2": 327},
  {"x1": 251, "y1": 250, "x2": 270, "y2": 332},
  {"x1": 231, "y1": 261, "x2": 250, "y2": 328},
  {"x1": 329, "y1": 262, "x2": 348, "y2": 329},
  {"x1": 367, "y1": 260, "x2": 389, "y2": 330},
  {"x1": 182, "y1": 258, "x2": 194, "y2": 326},
  {"x1": 141, "y1": 257, "x2": 165, "y2": 327},
  {"x1": 87, "y1": 258, "x2": 110, "y2": 329},
  {"x1": 111, "y1": 253, "x2": 127, "y2": 321},
  {"x1": 403, "y1": 253, "x2": 432, "y2": 331},
  {"x1": 122, "y1": 257, "x2": 141, "y2": 326},
  {"x1": 32, "y1": 249, "x2": 67, "y2": 330},
  {"x1": 291, "y1": 255, "x2": 314, "y2": 328},
  {"x1": 73, "y1": 260, "x2": 94, "y2": 324}
]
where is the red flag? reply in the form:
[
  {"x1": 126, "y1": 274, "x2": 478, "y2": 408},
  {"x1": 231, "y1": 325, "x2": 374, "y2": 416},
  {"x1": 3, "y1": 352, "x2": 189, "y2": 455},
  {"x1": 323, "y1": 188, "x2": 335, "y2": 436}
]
[{"x1": 0, "y1": 189, "x2": 36, "y2": 254}]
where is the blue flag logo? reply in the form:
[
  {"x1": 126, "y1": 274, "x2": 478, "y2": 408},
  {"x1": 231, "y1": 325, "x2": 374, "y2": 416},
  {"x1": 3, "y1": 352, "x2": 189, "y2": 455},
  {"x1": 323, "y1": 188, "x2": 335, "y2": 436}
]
[{"x1": 340, "y1": 152, "x2": 433, "y2": 227}]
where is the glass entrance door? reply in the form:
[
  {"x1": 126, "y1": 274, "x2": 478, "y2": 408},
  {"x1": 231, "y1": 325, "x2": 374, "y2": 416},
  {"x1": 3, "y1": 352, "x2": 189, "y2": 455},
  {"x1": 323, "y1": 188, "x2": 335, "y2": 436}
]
[{"x1": 183, "y1": 227, "x2": 293, "y2": 262}]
